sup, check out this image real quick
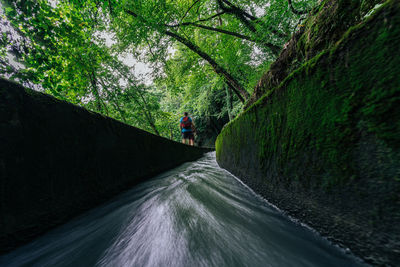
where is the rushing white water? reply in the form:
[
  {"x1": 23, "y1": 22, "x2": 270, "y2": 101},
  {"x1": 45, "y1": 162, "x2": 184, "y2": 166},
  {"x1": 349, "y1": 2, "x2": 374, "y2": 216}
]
[{"x1": 0, "y1": 152, "x2": 366, "y2": 267}]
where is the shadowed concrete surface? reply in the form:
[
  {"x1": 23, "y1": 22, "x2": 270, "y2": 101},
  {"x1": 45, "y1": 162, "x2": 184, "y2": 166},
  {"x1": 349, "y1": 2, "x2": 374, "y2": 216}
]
[{"x1": 0, "y1": 78, "x2": 210, "y2": 253}]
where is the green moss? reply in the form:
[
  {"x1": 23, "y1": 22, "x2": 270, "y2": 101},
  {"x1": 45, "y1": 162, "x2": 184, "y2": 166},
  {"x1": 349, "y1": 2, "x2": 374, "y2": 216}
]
[{"x1": 217, "y1": 0, "x2": 400, "y2": 190}]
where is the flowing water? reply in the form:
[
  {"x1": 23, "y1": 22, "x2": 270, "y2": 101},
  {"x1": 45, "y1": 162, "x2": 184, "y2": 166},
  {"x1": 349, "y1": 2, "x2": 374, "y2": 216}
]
[{"x1": 0, "y1": 152, "x2": 366, "y2": 267}]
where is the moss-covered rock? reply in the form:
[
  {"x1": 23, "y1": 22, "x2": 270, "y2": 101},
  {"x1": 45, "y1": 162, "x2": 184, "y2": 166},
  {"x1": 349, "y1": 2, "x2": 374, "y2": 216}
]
[
  {"x1": 0, "y1": 78, "x2": 211, "y2": 253},
  {"x1": 248, "y1": 0, "x2": 385, "y2": 107},
  {"x1": 216, "y1": 0, "x2": 400, "y2": 265}
]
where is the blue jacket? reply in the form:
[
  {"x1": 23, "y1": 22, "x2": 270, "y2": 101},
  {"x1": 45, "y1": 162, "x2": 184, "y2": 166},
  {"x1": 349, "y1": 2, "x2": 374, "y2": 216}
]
[{"x1": 180, "y1": 116, "x2": 193, "y2": 133}]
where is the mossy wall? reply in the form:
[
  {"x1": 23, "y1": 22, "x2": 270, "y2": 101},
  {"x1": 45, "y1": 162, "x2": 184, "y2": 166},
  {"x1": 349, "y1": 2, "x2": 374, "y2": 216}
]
[
  {"x1": 0, "y1": 78, "x2": 210, "y2": 253},
  {"x1": 216, "y1": 1, "x2": 399, "y2": 265},
  {"x1": 249, "y1": 0, "x2": 385, "y2": 106}
]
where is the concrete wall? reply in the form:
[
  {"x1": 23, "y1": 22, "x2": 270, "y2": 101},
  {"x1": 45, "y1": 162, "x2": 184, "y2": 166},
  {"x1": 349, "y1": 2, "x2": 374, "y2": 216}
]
[
  {"x1": 0, "y1": 78, "x2": 210, "y2": 253},
  {"x1": 216, "y1": 1, "x2": 400, "y2": 265}
]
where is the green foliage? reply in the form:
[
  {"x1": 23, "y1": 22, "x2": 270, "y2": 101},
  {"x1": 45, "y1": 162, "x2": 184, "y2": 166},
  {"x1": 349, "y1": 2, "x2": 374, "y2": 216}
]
[
  {"x1": 0, "y1": 0, "x2": 318, "y2": 144},
  {"x1": 1, "y1": 0, "x2": 164, "y2": 136}
]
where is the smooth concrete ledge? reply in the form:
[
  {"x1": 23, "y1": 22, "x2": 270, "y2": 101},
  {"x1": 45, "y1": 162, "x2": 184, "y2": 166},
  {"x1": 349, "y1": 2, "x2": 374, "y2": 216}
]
[{"x1": 0, "y1": 78, "x2": 211, "y2": 253}]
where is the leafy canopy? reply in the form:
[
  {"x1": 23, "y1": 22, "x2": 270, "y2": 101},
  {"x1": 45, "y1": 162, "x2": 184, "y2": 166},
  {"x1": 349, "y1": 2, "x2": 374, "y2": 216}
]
[{"x1": 1, "y1": 0, "x2": 317, "y2": 143}]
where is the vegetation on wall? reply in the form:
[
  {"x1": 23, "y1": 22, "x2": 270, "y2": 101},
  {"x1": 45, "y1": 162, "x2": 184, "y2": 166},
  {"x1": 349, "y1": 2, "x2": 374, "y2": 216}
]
[{"x1": 216, "y1": 1, "x2": 400, "y2": 264}]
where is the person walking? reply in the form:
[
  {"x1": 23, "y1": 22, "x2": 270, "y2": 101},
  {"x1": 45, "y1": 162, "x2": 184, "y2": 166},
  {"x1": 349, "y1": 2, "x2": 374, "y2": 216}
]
[{"x1": 179, "y1": 112, "x2": 195, "y2": 146}]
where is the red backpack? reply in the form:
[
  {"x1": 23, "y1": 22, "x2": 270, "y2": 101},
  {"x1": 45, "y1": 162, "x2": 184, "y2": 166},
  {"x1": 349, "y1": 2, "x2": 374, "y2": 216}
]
[{"x1": 181, "y1": 116, "x2": 192, "y2": 130}]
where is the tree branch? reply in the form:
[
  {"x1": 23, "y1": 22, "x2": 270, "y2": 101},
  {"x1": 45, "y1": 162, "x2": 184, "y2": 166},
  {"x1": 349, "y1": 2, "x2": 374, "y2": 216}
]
[
  {"x1": 180, "y1": 0, "x2": 201, "y2": 23},
  {"x1": 196, "y1": 11, "x2": 226, "y2": 23},
  {"x1": 164, "y1": 29, "x2": 249, "y2": 101},
  {"x1": 167, "y1": 22, "x2": 251, "y2": 40},
  {"x1": 168, "y1": 10, "x2": 227, "y2": 28},
  {"x1": 216, "y1": 0, "x2": 288, "y2": 39},
  {"x1": 125, "y1": 9, "x2": 138, "y2": 18},
  {"x1": 221, "y1": 0, "x2": 257, "y2": 21},
  {"x1": 288, "y1": 0, "x2": 310, "y2": 15},
  {"x1": 216, "y1": 0, "x2": 257, "y2": 33},
  {"x1": 165, "y1": 21, "x2": 281, "y2": 54}
]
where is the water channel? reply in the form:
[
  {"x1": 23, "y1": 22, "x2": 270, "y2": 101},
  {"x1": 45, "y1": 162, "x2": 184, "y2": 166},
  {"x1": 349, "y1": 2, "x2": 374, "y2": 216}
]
[{"x1": 0, "y1": 153, "x2": 366, "y2": 266}]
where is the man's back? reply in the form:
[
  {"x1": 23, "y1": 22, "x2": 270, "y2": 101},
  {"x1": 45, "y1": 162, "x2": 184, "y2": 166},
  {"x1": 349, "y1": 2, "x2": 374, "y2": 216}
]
[{"x1": 180, "y1": 116, "x2": 192, "y2": 132}]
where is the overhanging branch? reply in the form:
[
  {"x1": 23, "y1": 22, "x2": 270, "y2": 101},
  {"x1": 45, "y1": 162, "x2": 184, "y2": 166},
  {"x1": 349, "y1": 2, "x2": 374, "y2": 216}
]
[{"x1": 288, "y1": 0, "x2": 310, "y2": 15}]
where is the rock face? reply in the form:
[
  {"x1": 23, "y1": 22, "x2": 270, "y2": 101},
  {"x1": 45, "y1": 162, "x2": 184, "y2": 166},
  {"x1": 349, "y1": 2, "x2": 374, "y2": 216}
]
[
  {"x1": 216, "y1": 1, "x2": 400, "y2": 265},
  {"x1": 0, "y1": 78, "x2": 210, "y2": 253}
]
